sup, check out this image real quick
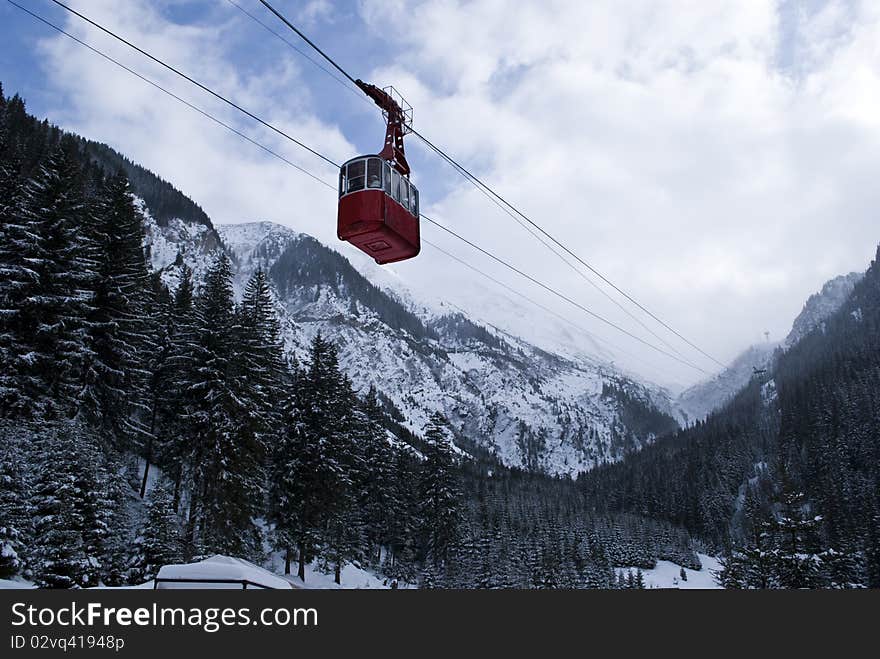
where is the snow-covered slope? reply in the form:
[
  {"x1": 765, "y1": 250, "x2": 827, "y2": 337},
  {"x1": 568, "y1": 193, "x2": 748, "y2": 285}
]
[
  {"x1": 215, "y1": 222, "x2": 678, "y2": 476},
  {"x1": 785, "y1": 272, "x2": 864, "y2": 347},
  {"x1": 617, "y1": 554, "x2": 722, "y2": 590},
  {"x1": 140, "y1": 196, "x2": 222, "y2": 291},
  {"x1": 675, "y1": 271, "x2": 865, "y2": 423},
  {"x1": 676, "y1": 342, "x2": 778, "y2": 423}
]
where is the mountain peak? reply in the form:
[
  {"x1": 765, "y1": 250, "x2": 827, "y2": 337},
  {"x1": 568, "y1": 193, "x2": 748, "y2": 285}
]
[
  {"x1": 786, "y1": 272, "x2": 864, "y2": 347},
  {"x1": 218, "y1": 221, "x2": 301, "y2": 271}
]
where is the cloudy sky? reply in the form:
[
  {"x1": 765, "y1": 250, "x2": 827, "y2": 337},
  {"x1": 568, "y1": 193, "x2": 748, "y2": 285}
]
[{"x1": 2, "y1": 0, "x2": 879, "y2": 388}]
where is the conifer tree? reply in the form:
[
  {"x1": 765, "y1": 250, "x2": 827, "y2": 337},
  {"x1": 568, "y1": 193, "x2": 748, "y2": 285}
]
[
  {"x1": 78, "y1": 170, "x2": 155, "y2": 452},
  {"x1": 139, "y1": 276, "x2": 173, "y2": 498},
  {"x1": 130, "y1": 483, "x2": 183, "y2": 583},
  {"x1": 321, "y1": 372, "x2": 367, "y2": 584},
  {"x1": 157, "y1": 265, "x2": 198, "y2": 510},
  {"x1": 99, "y1": 458, "x2": 135, "y2": 587},
  {"x1": 270, "y1": 334, "x2": 358, "y2": 582},
  {"x1": 772, "y1": 488, "x2": 824, "y2": 589},
  {"x1": 184, "y1": 253, "x2": 264, "y2": 560},
  {"x1": 0, "y1": 145, "x2": 93, "y2": 419},
  {"x1": 359, "y1": 386, "x2": 395, "y2": 566},
  {"x1": 634, "y1": 568, "x2": 646, "y2": 589},
  {"x1": 0, "y1": 424, "x2": 31, "y2": 578},
  {"x1": 31, "y1": 423, "x2": 107, "y2": 588},
  {"x1": 237, "y1": 268, "x2": 285, "y2": 426},
  {"x1": 418, "y1": 413, "x2": 463, "y2": 566},
  {"x1": 0, "y1": 131, "x2": 27, "y2": 413},
  {"x1": 384, "y1": 448, "x2": 419, "y2": 582}
]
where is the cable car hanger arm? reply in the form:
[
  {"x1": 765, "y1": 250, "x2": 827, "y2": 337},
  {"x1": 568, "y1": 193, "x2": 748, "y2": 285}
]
[{"x1": 355, "y1": 80, "x2": 412, "y2": 176}]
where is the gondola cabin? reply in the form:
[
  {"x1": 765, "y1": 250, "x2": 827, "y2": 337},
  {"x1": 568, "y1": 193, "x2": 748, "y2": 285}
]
[
  {"x1": 339, "y1": 82, "x2": 420, "y2": 264},
  {"x1": 337, "y1": 156, "x2": 419, "y2": 264}
]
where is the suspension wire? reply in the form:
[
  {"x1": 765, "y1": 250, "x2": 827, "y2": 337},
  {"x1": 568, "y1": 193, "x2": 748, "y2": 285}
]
[
  {"x1": 422, "y1": 216, "x2": 709, "y2": 375},
  {"x1": 192, "y1": 0, "x2": 685, "y2": 363},
  {"x1": 46, "y1": 0, "x2": 338, "y2": 169},
  {"x1": 254, "y1": 0, "x2": 728, "y2": 370},
  {"x1": 418, "y1": 140, "x2": 690, "y2": 360},
  {"x1": 244, "y1": 2, "x2": 686, "y2": 360},
  {"x1": 422, "y1": 238, "x2": 677, "y2": 380},
  {"x1": 256, "y1": 0, "x2": 358, "y2": 85},
  {"x1": 25, "y1": 0, "x2": 709, "y2": 375},
  {"x1": 6, "y1": 0, "x2": 335, "y2": 190},
  {"x1": 224, "y1": 0, "x2": 371, "y2": 109},
  {"x1": 410, "y1": 131, "x2": 728, "y2": 369}
]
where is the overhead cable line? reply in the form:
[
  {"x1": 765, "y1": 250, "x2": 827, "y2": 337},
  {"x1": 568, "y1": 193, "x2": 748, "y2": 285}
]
[
  {"x1": 256, "y1": 0, "x2": 358, "y2": 85},
  {"x1": 411, "y1": 128, "x2": 729, "y2": 369},
  {"x1": 238, "y1": 2, "x2": 686, "y2": 360},
  {"x1": 421, "y1": 216, "x2": 709, "y2": 374},
  {"x1": 422, "y1": 239, "x2": 677, "y2": 379},
  {"x1": 6, "y1": 1, "x2": 335, "y2": 191},
  {"x1": 224, "y1": 0, "x2": 371, "y2": 109},
  {"x1": 254, "y1": 0, "x2": 727, "y2": 370},
  {"x1": 422, "y1": 147, "x2": 689, "y2": 359},
  {"x1": 24, "y1": 0, "x2": 709, "y2": 375},
  {"x1": 47, "y1": 0, "x2": 338, "y2": 169}
]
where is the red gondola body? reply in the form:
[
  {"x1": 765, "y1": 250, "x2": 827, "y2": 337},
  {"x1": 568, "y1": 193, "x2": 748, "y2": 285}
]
[
  {"x1": 337, "y1": 82, "x2": 420, "y2": 265},
  {"x1": 338, "y1": 183, "x2": 419, "y2": 264}
]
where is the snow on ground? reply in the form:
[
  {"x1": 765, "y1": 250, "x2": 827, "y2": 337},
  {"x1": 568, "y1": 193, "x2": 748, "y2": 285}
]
[
  {"x1": 618, "y1": 554, "x2": 722, "y2": 589},
  {"x1": 263, "y1": 550, "x2": 397, "y2": 589},
  {"x1": 5, "y1": 556, "x2": 721, "y2": 590},
  {"x1": 0, "y1": 562, "x2": 391, "y2": 591},
  {"x1": 0, "y1": 578, "x2": 34, "y2": 589},
  {"x1": 284, "y1": 562, "x2": 396, "y2": 590}
]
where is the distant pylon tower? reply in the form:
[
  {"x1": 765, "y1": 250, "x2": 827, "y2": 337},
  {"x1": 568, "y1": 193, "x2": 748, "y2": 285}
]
[{"x1": 764, "y1": 331, "x2": 770, "y2": 342}]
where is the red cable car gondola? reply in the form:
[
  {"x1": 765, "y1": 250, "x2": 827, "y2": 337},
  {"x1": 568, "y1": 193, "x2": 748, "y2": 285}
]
[{"x1": 338, "y1": 82, "x2": 419, "y2": 265}]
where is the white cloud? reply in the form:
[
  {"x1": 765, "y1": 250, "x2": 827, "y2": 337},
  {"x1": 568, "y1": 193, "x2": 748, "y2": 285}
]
[
  {"x1": 297, "y1": 0, "x2": 334, "y2": 26},
  {"x1": 29, "y1": 0, "x2": 880, "y2": 387},
  {"x1": 38, "y1": 0, "x2": 351, "y2": 242},
  {"x1": 356, "y1": 0, "x2": 880, "y2": 384}
]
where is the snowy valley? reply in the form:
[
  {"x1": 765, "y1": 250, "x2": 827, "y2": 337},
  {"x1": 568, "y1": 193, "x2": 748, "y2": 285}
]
[{"x1": 146, "y1": 213, "x2": 680, "y2": 476}]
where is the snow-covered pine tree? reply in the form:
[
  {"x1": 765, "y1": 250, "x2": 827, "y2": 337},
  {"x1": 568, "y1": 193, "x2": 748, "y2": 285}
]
[
  {"x1": 184, "y1": 252, "x2": 264, "y2": 560},
  {"x1": 31, "y1": 422, "x2": 108, "y2": 588},
  {"x1": 237, "y1": 267, "x2": 285, "y2": 424},
  {"x1": 634, "y1": 568, "x2": 646, "y2": 589},
  {"x1": 270, "y1": 333, "x2": 358, "y2": 582},
  {"x1": 139, "y1": 275, "x2": 173, "y2": 498},
  {"x1": 383, "y1": 448, "x2": 419, "y2": 582},
  {"x1": 772, "y1": 488, "x2": 824, "y2": 589},
  {"x1": 268, "y1": 359, "x2": 303, "y2": 576},
  {"x1": 418, "y1": 413, "x2": 463, "y2": 568},
  {"x1": 0, "y1": 423, "x2": 32, "y2": 578},
  {"x1": 99, "y1": 456, "x2": 136, "y2": 587},
  {"x1": 321, "y1": 372, "x2": 367, "y2": 585},
  {"x1": 156, "y1": 265, "x2": 198, "y2": 511},
  {"x1": 78, "y1": 169, "x2": 156, "y2": 453},
  {"x1": 0, "y1": 143, "x2": 94, "y2": 419},
  {"x1": 0, "y1": 116, "x2": 28, "y2": 414},
  {"x1": 359, "y1": 385, "x2": 396, "y2": 566},
  {"x1": 130, "y1": 483, "x2": 183, "y2": 583}
]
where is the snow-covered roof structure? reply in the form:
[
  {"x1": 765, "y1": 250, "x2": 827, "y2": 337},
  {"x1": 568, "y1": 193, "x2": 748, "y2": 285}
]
[{"x1": 154, "y1": 555, "x2": 293, "y2": 589}]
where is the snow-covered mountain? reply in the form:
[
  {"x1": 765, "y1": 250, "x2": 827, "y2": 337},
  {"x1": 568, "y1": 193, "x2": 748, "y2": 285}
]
[
  {"x1": 675, "y1": 270, "x2": 866, "y2": 423},
  {"x1": 141, "y1": 210, "x2": 682, "y2": 474},
  {"x1": 212, "y1": 221, "x2": 679, "y2": 475},
  {"x1": 675, "y1": 342, "x2": 778, "y2": 424},
  {"x1": 785, "y1": 272, "x2": 864, "y2": 347}
]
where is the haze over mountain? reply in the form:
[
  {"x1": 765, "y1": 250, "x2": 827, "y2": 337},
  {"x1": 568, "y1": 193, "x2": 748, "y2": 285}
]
[
  {"x1": 676, "y1": 271, "x2": 864, "y2": 423},
  {"x1": 145, "y1": 209, "x2": 680, "y2": 476}
]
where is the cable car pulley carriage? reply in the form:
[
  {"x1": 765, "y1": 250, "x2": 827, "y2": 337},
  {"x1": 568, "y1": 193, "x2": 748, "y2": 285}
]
[{"x1": 337, "y1": 82, "x2": 420, "y2": 264}]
